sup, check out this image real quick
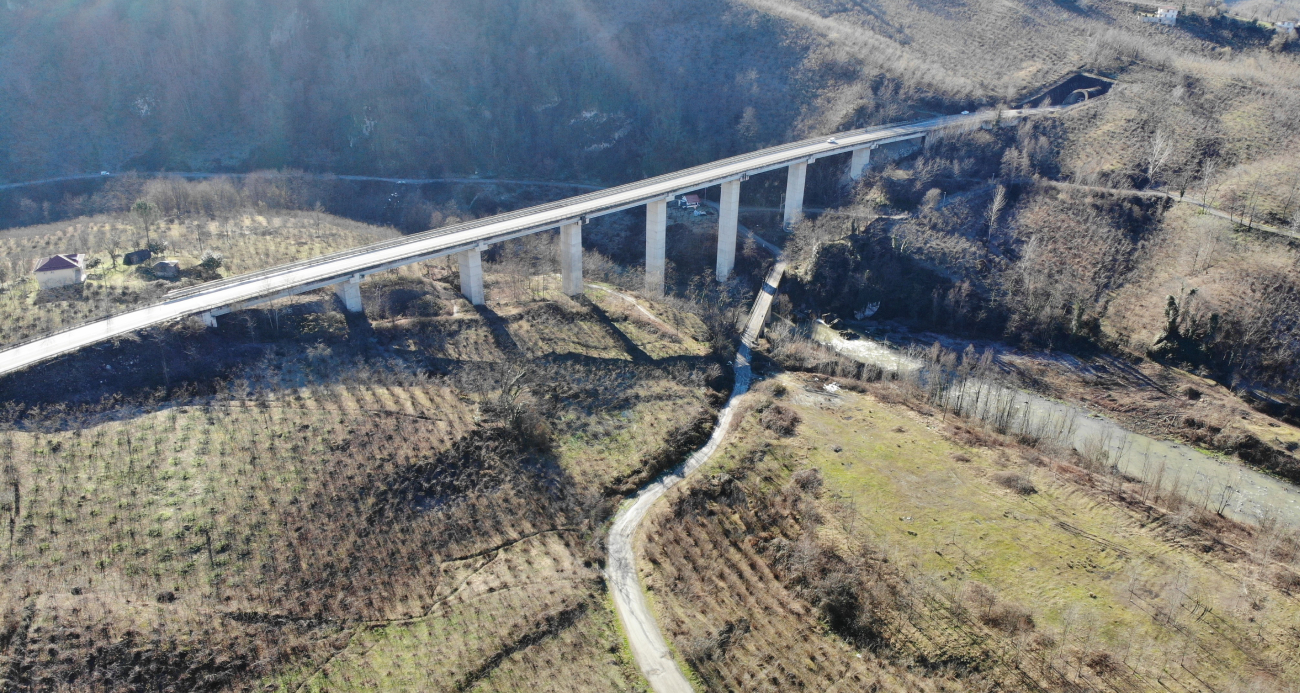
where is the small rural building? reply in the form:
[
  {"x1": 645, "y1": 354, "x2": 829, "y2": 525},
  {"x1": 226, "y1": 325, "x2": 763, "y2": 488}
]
[
  {"x1": 680, "y1": 194, "x2": 701, "y2": 209},
  {"x1": 152, "y1": 260, "x2": 181, "y2": 279},
  {"x1": 1156, "y1": 6, "x2": 1178, "y2": 25},
  {"x1": 124, "y1": 249, "x2": 153, "y2": 266},
  {"x1": 34, "y1": 254, "x2": 87, "y2": 289}
]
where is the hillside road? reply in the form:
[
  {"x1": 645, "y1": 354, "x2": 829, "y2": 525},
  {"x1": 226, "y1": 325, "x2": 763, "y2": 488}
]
[{"x1": 606, "y1": 259, "x2": 785, "y2": 692}]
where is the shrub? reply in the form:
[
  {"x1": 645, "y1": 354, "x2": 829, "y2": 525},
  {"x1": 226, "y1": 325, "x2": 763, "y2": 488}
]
[
  {"x1": 1030, "y1": 633, "x2": 1057, "y2": 651},
  {"x1": 1184, "y1": 386, "x2": 1203, "y2": 400},
  {"x1": 981, "y1": 603, "x2": 1035, "y2": 633},
  {"x1": 199, "y1": 250, "x2": 225, "y2": 271},
  {"x1": 791, "y1": 468, "x2": 823, "y2": 494},
  {"x1": 1085, "y1": 651, "x2": 1119, "y2": 674},
  {"x1": 1273, "y1": 567, "x2": 1300, "y2": 595},
  {"x1": 760, "y1": 404, "x2": 801, "y2": 435},
  {"x1": 992, "y1": 471, "x2": 1037, "y2": 495}
]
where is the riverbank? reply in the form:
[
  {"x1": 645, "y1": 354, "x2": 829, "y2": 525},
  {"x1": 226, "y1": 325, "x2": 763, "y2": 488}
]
[{"x1": 812, "y1": 323, "x2": 1300, "y2": 530}]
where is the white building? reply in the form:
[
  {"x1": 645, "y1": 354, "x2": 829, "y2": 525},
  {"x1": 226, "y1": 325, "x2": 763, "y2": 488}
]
[
  {"x1": 1279, "y1": 20, "x2": 1296, "y2": 32},
  {"x1": 34, "y1": 254, "x2": 86, "y2": 289},
  {"x1": 1156, "y1": 6, "x2": 1178, "y2": 25}
]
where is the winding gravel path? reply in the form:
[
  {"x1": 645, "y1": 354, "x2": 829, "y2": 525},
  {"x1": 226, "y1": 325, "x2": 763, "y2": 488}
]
[{"x1": 606, "y1": 260, "x2": 786, "y2": 692}]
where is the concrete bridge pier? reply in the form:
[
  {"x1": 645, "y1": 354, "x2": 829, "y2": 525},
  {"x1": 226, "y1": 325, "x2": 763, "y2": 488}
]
[
  {"x1": 457, "y1": 247, "x2": 485, "y2": 305},
  {"x1": 645, "y1": 199, "x2": 667, "y2": 296},
  {"x1": 783, "y1": 161, "x2": 808, "y2": 230},
  {"x1": 334, "y1": 277, "x2": 363, "y2": 313},
  {"x1": 560, "y1": 221, "x2": 584, "y2": 296},
  {"x1": 200, "y1": 312, "x2": 217, "y2": 328},
  {"x1": 716, "y1": 178, "x2": 741, "y2": 281},
  {"x1": 849, "y1": 145, "x2": 876, "y2": 181}
]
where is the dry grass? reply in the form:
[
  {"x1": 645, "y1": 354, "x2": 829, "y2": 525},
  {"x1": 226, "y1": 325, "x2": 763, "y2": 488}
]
[
  {"x1": 641, "y1": 372, "x2": 1300, "y2": 691},
  {"x1": 1105, "y1": 203, "x2": 1300, "y2": 388},
  {"x1": 744, "y1": 0, "x2": 1300, "y2": 133},
  {"x1": 0, "y1": 211, "x2": 398, "y2": 347},
  {"x1": 1226, "y1": 0, "x2": 1300, "y2": 22},
  {"x1": 0, "y1": 215, "x2": 728, "y2": 690},
  {"x1": 1054, "y1": 65, "x2": 1300, "y2": 195},
  {"x1": 752, "y1": 0, "x2": 1300, "y2": 240},
  {"x1": 277, "y1": 533, "x2": 642, "y2": 693}
]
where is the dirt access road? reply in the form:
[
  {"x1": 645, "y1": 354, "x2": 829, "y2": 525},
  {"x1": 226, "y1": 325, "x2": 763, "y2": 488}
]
[
  {"x1": 606, "y1": 259, "x2": 786, "y2": 692},
  {"x1": 1042, "y1": 180, "x2": 1299, "y2": 241}
]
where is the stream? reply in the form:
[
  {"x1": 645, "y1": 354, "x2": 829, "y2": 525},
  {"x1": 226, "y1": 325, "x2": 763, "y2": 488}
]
[{"x1": 816, "y1": 323, "x2": 1300, "y2": 529}]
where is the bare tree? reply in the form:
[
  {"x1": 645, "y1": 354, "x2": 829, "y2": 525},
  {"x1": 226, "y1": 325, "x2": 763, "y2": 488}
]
[
  {"x1": 1244, "y1": 174, "x2": 1263, "y2": 229},
  {"x1": 1282, "y1": 168, "x2": 1300, "y2": 227},
  {"x1": 1197, "y1": 159, "x2": 1219, "y2": 206},
  {"x1": 133, "y1": 200, "x2": 161, "y2": 249},
  {"x1": 1145, "y1": 129, "x2": 1174, "y2": 190},
  {"x1": 986, "y1": 184, "x2": 1007, "y2": 234},
  {"x1": 196, "y1": 221, "x2": 213, "y2": 254}
]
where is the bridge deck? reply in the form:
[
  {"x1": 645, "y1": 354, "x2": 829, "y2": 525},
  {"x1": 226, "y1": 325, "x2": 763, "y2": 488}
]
[{"x1": 0, "y1": 108, "x2": 1053, "y2": 378}]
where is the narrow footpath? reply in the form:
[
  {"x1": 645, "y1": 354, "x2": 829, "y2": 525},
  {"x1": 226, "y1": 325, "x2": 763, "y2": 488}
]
[{"x1": 606, "y1": 259, "x2": 786, "y2": 692}]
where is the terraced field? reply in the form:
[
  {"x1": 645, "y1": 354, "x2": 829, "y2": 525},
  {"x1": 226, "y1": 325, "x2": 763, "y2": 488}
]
[
  {"x1": 0, "y1": 251, "x2": 728, "y2": 691},
  {"x1": 641, "y1": 372, "x2": 1300, "y2": 691}
]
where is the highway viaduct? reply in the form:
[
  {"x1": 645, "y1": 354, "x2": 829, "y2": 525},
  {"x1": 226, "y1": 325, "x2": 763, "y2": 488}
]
[{"x1": 0, "y1": 108, "x2": 1054, "y2": 379}]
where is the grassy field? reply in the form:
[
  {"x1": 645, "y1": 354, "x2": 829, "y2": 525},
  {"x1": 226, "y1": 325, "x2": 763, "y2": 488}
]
[
  {"x1": 0, "y1": 216, "x2": 730, "y2": 691},
  {"x1": 0, "y1": 211, "x2": 398, "y2": 347},
  {"x1": 641, "y1": 372, "x2": 1300, "y2": 691}
]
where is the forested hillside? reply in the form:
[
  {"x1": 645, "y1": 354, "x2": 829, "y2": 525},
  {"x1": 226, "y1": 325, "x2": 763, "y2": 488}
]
[
  {"x1": 0, "y1": 0, "x2": 816, "y2": 184},
  {"x1": 13, "y1": 0, "x2": 1294, "y2": 189}
]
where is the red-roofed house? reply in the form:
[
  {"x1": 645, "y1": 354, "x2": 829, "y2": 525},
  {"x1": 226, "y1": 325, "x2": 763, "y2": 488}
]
[{"x1": 34, "y1": 254, "x2": 86, "y2": 289}]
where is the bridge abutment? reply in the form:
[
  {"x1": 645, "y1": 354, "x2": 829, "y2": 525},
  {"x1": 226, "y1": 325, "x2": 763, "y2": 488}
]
[
  {"x1": 645, "y1": 199, "x2": 667, "y2": 296},
  {"x1": 716, "y1": 179, "x2": 741, "y2": 281},
  {"x1": 333, "y1": 277, "x2": 364, "y2": 313},
  {"x1": 560, "y1": 221, "x2": 583, "y2": 296},
  {"x1": 783, "y1": 161, "x2": 807, "y2": 230},
  {"x1": 457, "y1": 248, "x2": 485, "y2": 305}
]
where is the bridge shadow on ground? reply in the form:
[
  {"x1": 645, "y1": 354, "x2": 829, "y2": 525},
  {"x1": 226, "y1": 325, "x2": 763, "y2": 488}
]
[
  {"x1": 338, "y1": 296, "x2": 376, "y2": 339},
  {"x1": 0, "y1": 294, "x2": 727, "y2": 431},
  {"x1": 577, "y1": 296, "x2": 654, "y2": 364},
  {"x1": 472, "y1": 303, "x2": 525, "y2": 357}
]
